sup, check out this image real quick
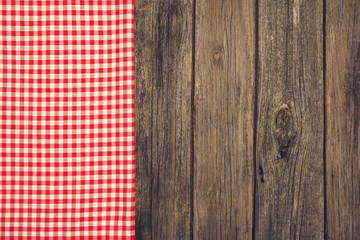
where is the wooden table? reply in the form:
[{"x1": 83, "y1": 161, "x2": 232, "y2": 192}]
[{"x1": 134, "y1": 0, "x2": 360, "y2": 239}]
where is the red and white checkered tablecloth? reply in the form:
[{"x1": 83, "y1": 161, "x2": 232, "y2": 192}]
[{"x1": 0, "y1": 0, "x2": 135, "y2": 239}]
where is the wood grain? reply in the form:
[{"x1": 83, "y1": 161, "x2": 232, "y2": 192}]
[
  {"x1": 193, "y1": 0, "x2": 255, "y2": 239},
  {"x1": 325, "y1": 1, "x2": 360, "y2": 239},
  {"x1": 255, "y1": 0, "x2": 324, "y2": 239},
  {"x1": 134, "y1": 1, "x2": 193, "y2": 239}
]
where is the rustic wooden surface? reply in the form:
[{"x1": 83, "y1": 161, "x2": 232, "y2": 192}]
[
  {"x1": 193, "y1": 0, "x2": 255, "y2": 239},
  {"x1": 134, "y1": 0, "x2": 360, "y2": 239},
  {"x1": 134, "y1": 1, "x2": 193, "y2": 239},
  {"x1": 325, "y1": 0, "x2": 360, "y2": 239},
  {"x1": 255, "y1": 0, "x2": 324, "y2": 239}
]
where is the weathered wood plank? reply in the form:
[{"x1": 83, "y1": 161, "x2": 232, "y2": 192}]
[
  {"x1": 325, "y1": 1, "x2": 360, "y2": 239},
  {"x1": 194, "y1": 1, "x2": 255, "y2": 239},
  {"x1": 134, "y1": 1, "x2": 193, "y2": 239},
  {"x1": 255, "y1": 0, "x2": 324, "y2": 239}
]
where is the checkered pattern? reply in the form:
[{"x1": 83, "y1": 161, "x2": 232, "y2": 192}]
[{"x1": 0, "y1": 0, "x2": 134, "y2": 239}]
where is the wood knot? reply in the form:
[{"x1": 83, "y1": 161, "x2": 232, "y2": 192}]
[
  {"x1": 207, "y1": 186, "x2": 217, "y2": 203},
  {"x1": 212, "y1": 47, "x2": 223, "y2": 63},
  {"x1": 274, "y1": 104, "x2": 296, "y2": 158},
  {"x1": 259, "y1": 165, "x2": 265, "y2": 183},
  {"x1": 207, "y1": 189, "x2": 215, "y2": 199},
  {"x1": 213, "y1": 50, "x2": 221, "y2": 61}
]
